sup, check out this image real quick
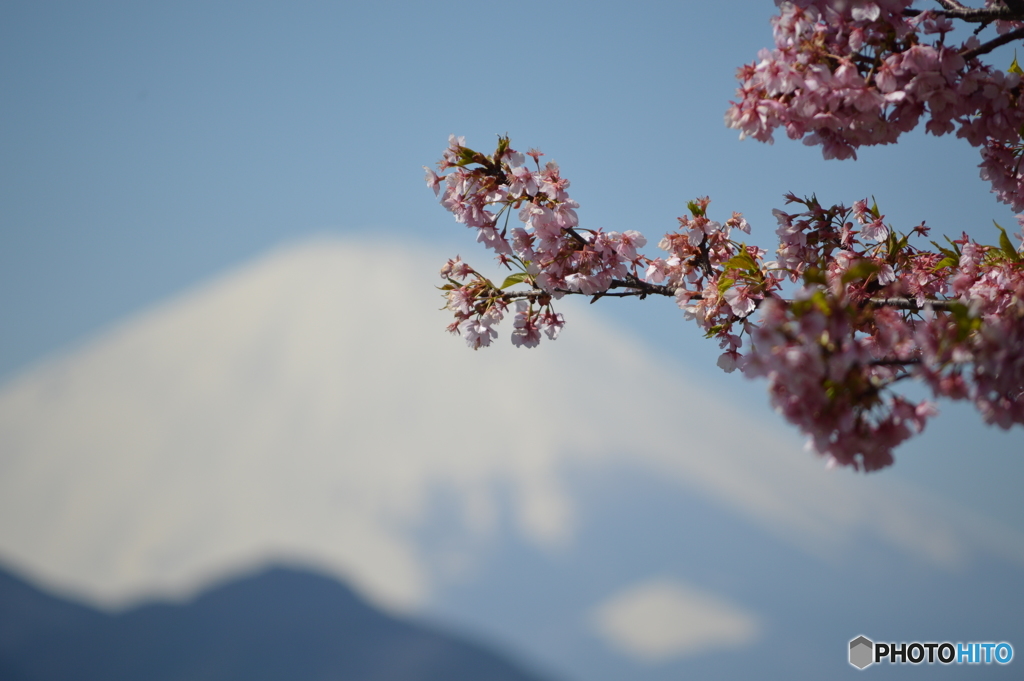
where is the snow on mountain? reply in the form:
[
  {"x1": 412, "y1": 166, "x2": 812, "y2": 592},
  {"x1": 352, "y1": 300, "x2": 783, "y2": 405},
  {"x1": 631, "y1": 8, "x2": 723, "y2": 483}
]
[{"x1": 0, "y1": 237, "x2": 1021, "y2": 678}]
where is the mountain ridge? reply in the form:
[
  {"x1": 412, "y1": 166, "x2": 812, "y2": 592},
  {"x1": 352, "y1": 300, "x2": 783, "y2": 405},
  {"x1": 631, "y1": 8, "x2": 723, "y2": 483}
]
[{"x1": 0, "y1": 561, "x2": 555, "y2": 681}]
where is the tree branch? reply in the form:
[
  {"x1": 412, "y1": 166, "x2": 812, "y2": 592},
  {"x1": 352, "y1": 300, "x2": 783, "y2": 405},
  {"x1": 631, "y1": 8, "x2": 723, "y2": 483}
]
[
  {"x1": 615, "y1": 275, "x2": 676, "y2": 297},
  {"x1": 497, "y1": 278, "x2": 676, "y2": 304},
  {"x1": 960, "y1": 26, "x2": 1024, "y2": 60},
  {"x1": 904, "y1": 3, "x2": 1021, "y2": 22},
  {"x1": 499, "y1": 284, "x2": 960, "y2": 316},
  {"x1": 1005, "y1": 0, "x2": 1024, "y2": 15},
  {"x1": 869, "y1": 357, "x2": 922, "y2": 366},
  {"x1": 865, "y1": 297, "x2": 958, "y2": 311}
]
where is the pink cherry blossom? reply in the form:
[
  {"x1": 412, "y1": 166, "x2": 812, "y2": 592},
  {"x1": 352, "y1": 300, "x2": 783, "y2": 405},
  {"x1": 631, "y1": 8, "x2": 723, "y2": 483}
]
[{"x1": 428, "y1": 0, "x2": 1024, "y2": 474}]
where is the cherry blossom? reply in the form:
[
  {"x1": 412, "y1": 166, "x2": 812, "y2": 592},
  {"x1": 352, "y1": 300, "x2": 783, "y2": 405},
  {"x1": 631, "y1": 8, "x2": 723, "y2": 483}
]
[
  {"x1": 727, "y1": 1, "x2": 1024, "y2": 210},
  {"x1": 426, "y1": 2, "x2": 1024, "y2": 472}
]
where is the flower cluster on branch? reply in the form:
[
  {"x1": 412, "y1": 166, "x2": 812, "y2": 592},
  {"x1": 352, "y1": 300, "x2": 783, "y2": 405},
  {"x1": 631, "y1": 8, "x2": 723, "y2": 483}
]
[
  {"x1": 726, "y1": 0, "x2": 1024, "y2": 209},
  {"x1": 425, "y1": 1, "x2": 1024, "y2": 472}
]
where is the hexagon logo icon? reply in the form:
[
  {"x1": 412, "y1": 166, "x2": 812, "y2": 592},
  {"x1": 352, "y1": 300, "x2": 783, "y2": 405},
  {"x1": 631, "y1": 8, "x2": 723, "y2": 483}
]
[{"x1": 850, "y1": 635, "x2": 874, "y2": 669}]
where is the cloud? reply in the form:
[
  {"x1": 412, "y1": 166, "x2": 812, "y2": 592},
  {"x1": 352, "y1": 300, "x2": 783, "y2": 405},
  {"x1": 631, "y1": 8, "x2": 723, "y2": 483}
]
[
  {"x1": 0, "y1": 237, "x2": 1020, "y2": 615},
  {"x1": 590, "y1": 577, "x2": 759, "y2": 662}
]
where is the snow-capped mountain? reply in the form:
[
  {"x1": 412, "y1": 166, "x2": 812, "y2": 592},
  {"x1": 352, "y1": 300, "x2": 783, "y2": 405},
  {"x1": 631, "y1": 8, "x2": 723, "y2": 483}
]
[{"x1": 0, "y1": 238, "x2": 1020, "y2": 680}]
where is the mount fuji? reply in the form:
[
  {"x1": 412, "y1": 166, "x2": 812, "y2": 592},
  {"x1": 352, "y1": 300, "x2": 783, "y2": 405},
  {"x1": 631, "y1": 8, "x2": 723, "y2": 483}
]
[{"x1": 0, "y1": 237, "x2": 1021, "y2": 680}]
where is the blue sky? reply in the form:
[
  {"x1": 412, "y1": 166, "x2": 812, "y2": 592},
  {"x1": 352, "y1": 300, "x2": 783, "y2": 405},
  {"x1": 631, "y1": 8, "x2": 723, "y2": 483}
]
[
  {"x1": 2, "y1": 2, "x2": 1023, "y2": 677},
  {"x1": 3, "y1": 0, "x2": 1020, "y2": 521},
  {"x1": 1, "y1": 0, "x2": 1016, "y2": 365}
]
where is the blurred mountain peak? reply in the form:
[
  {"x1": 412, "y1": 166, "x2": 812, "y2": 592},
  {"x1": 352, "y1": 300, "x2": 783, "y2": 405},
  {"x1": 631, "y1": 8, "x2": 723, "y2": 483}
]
[{"x1": 0, "y1": 560, "x2": 555, "y2": 681}]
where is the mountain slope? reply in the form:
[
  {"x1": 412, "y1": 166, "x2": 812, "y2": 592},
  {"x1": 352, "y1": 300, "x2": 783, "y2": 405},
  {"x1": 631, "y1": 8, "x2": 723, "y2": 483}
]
[
  {"x1": 2, "y1": 238, "x2": 1015, "y2": 616},
  {"x1": 1, "y1": 238, "x2": 1022, "y2": 680},
  {"x1": 0, "y1": 564, "x2": 552, "y2": 681}
]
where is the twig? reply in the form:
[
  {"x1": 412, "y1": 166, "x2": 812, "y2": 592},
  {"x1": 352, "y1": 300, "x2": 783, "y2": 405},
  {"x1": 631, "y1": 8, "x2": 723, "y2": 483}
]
[
  {"x1": 904, "y1": 4, "x2": 1020, "y2": 22},
  {"x1": 499, "y1": 285, "x2": 962, "y2": 315},
  {"x1": 961, "y1": 26, "x2": 1024, "y2": 60},
  {"x1": 563, "y1": 227, "x2": 589, "y2": 248},
  {"x1": 866, "y1": 297, "x2": 958, "y2": 311},
  {"x1": 498, "y1": 278, "x2": 676, "y2": 303},
  {"x1": 615, "y1": 276, "x2": 676, "y2": 297},
  {"x1": 870, "y1": 357, "x2": 922, "y2": 366}
]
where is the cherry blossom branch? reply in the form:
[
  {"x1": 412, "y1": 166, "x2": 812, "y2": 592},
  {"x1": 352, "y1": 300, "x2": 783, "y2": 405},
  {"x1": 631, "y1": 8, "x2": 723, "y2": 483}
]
[
  {"x1": 1004, "y1": 0, "x2": 1024, "y2": 15},
  {"x1": 865, "y1": 297, "x2": 959, "y2": 311},
  {"x1": 499, "y1": 286, "x2": 964, "y2": 315},
  {"x1": 870, "y1": 357, "x2": 923, "y2": 366},
  {"x1": 904, "y1": 2, "x2": 1022, "y2": 22},
  {"x1": 430, "y1": 3, "x2": 1024, "y2": 472},
  {"x1": 608, "y1": 275, "x2": 676, "y2": 298},
  {"x1": 961, "y1": 26, "x2": 1024, "y2": 60},
  {"x1": 900, "y1": 2, "x2": 1024, "y2": 62},
  {"x1": 494, "y1": 278, "x2": 676, "y2": 303},
  {"x1": 563, "y1": 227, "x2": 590, "y2": 247}
]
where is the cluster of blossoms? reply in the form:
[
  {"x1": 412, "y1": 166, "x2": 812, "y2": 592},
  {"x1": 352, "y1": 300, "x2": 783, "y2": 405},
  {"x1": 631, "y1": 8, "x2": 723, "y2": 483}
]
[
  {"x1": 427, "y1": 136, "x2": 1024, "y2": 471},
  {"x1": 726, "y1": 0, "x2": 1024, "y2": 209},
  {"x1": 427, "y1": 135, "x2": 647, "y2": 349},
  {"x1": 643, "y1": 199, "x2": 782, "y2": 372},
  {"x1": 437, "y1": 254, "x2": 566, "y2": 349},
  {"x1": 426, "y1": 3, "x2": 1024, "y2": 472},
  {"x1": 743, "y1": 195, "x2": 1024, "y2": 470}
]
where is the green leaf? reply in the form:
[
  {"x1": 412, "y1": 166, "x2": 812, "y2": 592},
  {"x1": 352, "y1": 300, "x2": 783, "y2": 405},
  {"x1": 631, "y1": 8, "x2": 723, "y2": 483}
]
[
  {"x1": 810, "y1": 290, "x2": 831, "y2": 315},
  {"x1": 930, "y1": 240, "x2": 958, "y2": 261},
  {"x1": 932, "y1": 256, "x2": 959, "y2": 272},
  {"x1": 1010, "y1": 51, "x2": 1024, "y2": 76},
  {"x1": 886, "y1": 231, "x2": 908, "y2": 258},
  {"x1": 947, "y1": 301, "x2": 970, "y2": 320},
  {"x1": 825, "y1": 383, "x2": 837, "y2": 401},
  {"x1": 446, "y1": 277, "x2": 465, "y2": 288},
  {"x1": 994, "y1": 221, "x2": 1022, "y2": 262},
  {"x1": 946, "y1": 301, "x2": 981, "y2": 342},
  {"x1": 841, "y1": 260, "x2": 880, "y2": 284},
  {"x1": 717, "y1": 277, "x2": 736, "y2": 294},
  {"x1": 704, "y1": 324, "x2": 725, "y2": 339},
  {"x1": 724, "y1": 248, "x2": 757, "y2": 273},
  {"x1": 687, "y1": 200, "x2": 705, "y2": 217},
  {"x1": 457, "y1": 146, "x2": 487, "y2": 167},
  {"x1": 802, "y1": 266, "x2": 827, "y2": 286},
  {"x1": 494, "y1": 135, "x2": 510, "y2": 160},
  {"x1": 500, "y1": 272, "x2": 531, "y2": 289}
]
